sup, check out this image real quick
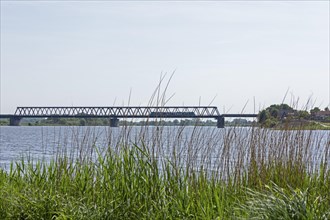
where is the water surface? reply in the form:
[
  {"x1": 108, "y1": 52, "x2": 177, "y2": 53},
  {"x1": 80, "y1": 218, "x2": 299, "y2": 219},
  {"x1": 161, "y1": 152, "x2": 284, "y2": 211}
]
[{"x1": 1, "y1": 126, "x2": 329, "y2": 174}]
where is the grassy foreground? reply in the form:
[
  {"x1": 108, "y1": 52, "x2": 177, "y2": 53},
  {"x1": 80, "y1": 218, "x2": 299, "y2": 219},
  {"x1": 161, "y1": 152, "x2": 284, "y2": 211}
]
[{"x1": 0, "y1": 126, "x2": 329, "y2": 219}]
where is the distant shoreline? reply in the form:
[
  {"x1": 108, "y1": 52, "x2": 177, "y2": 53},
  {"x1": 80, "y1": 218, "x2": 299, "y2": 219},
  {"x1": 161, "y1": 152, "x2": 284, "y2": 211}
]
[{"x1": 1, "y1": 120, "x2": 329, "y2": 130}]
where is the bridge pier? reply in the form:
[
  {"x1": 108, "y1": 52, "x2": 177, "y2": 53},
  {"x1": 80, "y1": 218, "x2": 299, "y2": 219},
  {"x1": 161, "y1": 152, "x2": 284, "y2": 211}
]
[
  {"x1": 217, "y1": 116, "x2": 225, "y2": 128},
  {"x1": 110, "y1": 118, "x2": 119, "y2": 127},
  {"x1": 9, "y1": 116, "x2": 22, "y2": 126}
]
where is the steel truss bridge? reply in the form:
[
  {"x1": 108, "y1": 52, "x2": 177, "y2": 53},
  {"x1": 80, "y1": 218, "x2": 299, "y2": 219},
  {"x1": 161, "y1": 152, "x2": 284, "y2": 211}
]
[{"x1": 0, "y1": 106, "x2": 258, "y2": 128}]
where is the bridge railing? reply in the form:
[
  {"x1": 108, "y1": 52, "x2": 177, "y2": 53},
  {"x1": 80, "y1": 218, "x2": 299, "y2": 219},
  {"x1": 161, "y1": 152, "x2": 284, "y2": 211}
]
[{"x1": 14, "y1": 106, "x2": 221, "y2": 118}]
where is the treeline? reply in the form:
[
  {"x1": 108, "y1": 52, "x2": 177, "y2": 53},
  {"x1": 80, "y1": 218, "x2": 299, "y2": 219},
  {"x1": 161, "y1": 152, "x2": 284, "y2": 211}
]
[
  {"x1": 30, "y1": 118, "x2": 219, "y2": 127},
  {"x1": 258, "y1": 104, "x2": 330, "y2": 127},
  {"x1": 0, "y1": 118, "x2": 256, "y2": 127}
]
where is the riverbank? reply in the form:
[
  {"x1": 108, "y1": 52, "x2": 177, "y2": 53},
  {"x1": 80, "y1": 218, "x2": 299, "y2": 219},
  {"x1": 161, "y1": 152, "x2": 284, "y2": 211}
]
[
  {"x1": 0, "y1": 126, "x2": 329, "y2": 219},
  {"x1": 1, "y1": 152, "x2": 329, "y2": 219},
  {"x1": 275, "y1": 120, "x2": 330, "y2": 130}
]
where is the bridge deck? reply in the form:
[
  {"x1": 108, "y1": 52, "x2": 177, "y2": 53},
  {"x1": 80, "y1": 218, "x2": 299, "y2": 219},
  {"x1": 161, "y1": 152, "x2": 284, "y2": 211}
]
[
  {"x1": 0, "y1": 115, "x2": 14, "y2": 119},
  {"x1": 2, "y1": 107, "x2": 258, "y2": 119},
  {"x1": 222, "y1": 114, "x2": 258, "y2": 118}
]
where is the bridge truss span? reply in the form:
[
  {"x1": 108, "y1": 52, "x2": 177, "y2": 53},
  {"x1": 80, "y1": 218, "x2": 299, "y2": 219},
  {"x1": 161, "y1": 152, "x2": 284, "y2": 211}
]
[{"x1": 14, "y1": 106, "x2": 221, "y2": 119}]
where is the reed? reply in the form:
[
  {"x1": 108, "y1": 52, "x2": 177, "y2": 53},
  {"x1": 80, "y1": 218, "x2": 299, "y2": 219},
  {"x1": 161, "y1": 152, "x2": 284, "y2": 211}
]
[{"x1": 0, "y1": 124, "x2": 329, "y2": 219}]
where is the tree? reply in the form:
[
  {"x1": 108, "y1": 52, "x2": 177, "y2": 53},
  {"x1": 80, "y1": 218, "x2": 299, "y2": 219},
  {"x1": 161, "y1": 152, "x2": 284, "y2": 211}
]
[
  {"x1": 79, "y1": 119, "x2": 86, "y2": 126},
  {"x1": 267, "y1": 104, "x2": 293, "y2": 111},
  {"x1": 264, "y1": 118, "x2": 278, "y2": 127},
  {"x1": 258, "y1": 110, "x2": 269, "y2": 124},
  {"x1": 297, "y1": 110, "x2": 309, "y2": 119},
  {"x1": 258, "y1": 103, "x2": 295, "y2": 127},
  {"x1": 269, "y1": 108, "x2": 279, "y2": 118},
  {"x1": 310, "y1": 107, "x2": 321, "y2": 114},
  {"x1": 173, "y1": 119, "x2": 179, "y2": 126},
  {"x1": 278, "y1": 103, "x2": 293, "y2": 111}
]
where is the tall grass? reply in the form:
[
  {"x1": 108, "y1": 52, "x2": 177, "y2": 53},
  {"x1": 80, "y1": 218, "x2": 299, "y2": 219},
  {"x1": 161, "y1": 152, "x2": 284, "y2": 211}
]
[{"x1": 0, "y1": 124, "x2": 329, "y2": 219}]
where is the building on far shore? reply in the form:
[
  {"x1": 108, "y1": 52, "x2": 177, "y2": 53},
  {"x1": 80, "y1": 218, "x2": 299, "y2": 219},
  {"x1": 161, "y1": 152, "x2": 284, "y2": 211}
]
[
  {"x1": 279, "y1": 109, "x2": 296, "y2": 119},
  {"x1": 311, "y1": 110, "x2": 330, "y2": 120}
]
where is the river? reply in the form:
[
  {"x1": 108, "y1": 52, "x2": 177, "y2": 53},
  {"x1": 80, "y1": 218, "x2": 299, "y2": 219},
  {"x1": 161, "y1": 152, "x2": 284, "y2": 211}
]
[{"x1": 0, "y1": 126, "x2": 329, "y2": 174}]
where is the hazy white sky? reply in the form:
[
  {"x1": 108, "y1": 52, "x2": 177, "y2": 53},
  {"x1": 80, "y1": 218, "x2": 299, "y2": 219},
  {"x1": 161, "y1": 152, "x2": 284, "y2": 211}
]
[{"x1": 1, "y1": 1, "x2": 329, "y2": 114}]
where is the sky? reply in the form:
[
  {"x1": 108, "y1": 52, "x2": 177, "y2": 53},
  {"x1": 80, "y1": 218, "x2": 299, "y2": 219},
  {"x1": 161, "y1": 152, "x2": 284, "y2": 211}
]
[{"x1": 1, "y1": 1, "x2": 329, "y2": 114}]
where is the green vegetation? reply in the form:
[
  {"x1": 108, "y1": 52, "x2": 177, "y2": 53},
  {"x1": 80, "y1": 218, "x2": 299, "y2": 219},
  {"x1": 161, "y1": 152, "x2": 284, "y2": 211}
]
[
  {"x1": 258, "y1": 104, "x2": 330, "y2": 129},
  {"x1": 37, "y1": 117, "x2": 110, "y2": 126},
  {"x1": 0, "y1": 117, "x2": 253, "y2": 127},
  {"x1": 0, "y1": 117, "x2": 219, "y2": 127},
  {"x1": 258, "y1": 104, "x2": 294, "y2": 127},
  {"x1": 0, "y1": 125, "x2": 329, "y2": 219},
  {"x1": 0, "y1": 119, "x2": 9, "y2": 126}
]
